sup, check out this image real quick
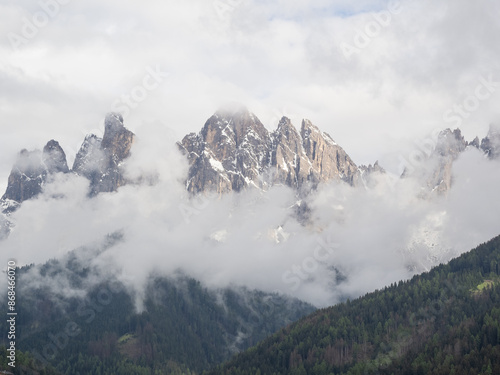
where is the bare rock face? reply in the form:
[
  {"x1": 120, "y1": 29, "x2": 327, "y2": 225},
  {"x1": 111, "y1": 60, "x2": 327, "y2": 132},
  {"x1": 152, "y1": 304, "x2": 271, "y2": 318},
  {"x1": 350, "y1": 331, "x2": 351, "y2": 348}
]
[
  {"x1": 300, "y1": 119, "x2": 358, "y2": 186},
  {"x1": 43, "y1": 140, "x2": 69, "y2": 174},
  {"x1": 179, "y1": 108, "x2": 359, "y2": 194},
  {"x1": 468, "y1": 136, "x2": 481, "y2": 149},
  {"x1": 179, "y1": 108, "x2": 271, "y2": 193},
  {"x1": 269, "y1": 117, "x2": 311, "y2": 188},
  {"x1": 2, "y1": 149, "x2": 45, "y2": 205},
  {"x1": 428, "y1": 128, "x2": 467, "y2": 193},
  {"x1": 403, "y1": 128, "x2": 468, "y2": 194},
  {"x1": 1, "y1": 140, "x2": 69, "y2": 210},
  {"x1": 73, "y1": 113, "x2": 134, "y2": 196}
]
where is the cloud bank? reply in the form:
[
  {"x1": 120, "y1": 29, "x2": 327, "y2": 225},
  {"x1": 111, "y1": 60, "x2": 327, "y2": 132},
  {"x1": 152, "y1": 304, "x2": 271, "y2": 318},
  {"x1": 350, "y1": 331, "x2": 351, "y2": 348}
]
[{"x1": 1, "y1": 123, "x2": 499, "y2": 308}]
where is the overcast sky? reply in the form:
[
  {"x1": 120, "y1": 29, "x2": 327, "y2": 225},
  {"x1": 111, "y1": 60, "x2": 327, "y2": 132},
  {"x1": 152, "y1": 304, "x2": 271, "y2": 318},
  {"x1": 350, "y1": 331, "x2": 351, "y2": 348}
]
[{"x1": 1, "y1": 0, "x2": 500, "y2": 193}]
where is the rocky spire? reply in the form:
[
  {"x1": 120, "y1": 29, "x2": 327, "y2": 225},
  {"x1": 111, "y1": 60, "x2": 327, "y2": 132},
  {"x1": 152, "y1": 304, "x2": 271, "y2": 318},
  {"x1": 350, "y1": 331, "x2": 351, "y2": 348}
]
[
  {"x1": 43, "y1": 140, "x2": 69, "y2": 174},
  {"x1": 73, "y1": 113, "x2": 134, "y2": 195},
  {"x1": 1, "y1": 139, "x2": 70, "y2": 209},
  {"x1": 1, "y1": 149, "x2": 45, "y2": 205},
  {"x1": 269, "y1": 117, "x2": 311, "y2": 188}
]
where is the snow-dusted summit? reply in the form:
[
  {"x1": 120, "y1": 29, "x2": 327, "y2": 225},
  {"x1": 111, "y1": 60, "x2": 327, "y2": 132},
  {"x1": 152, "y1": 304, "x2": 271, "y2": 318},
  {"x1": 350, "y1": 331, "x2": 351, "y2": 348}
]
[{"x1": 178, "y1": 107, "x2": 359, "y2": 194}]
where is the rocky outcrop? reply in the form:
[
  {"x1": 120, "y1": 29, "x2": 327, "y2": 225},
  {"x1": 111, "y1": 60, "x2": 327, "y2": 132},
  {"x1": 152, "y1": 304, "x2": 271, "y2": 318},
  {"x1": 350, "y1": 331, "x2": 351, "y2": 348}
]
[
  {"x1": 43, "y1": 140, "x2": 69, "y2": 174},
  {"x1": 1, "y1": 113, "x2": 134, "y2": 215},
  {"x1": 300, "y1": 119, "x2": 358, "y2": 186},
  {"x1": 268, "y1": 117, "x2": 311, "y2": 188},
  {"x1": 178, "y1": 107, "x2": 360, "y2": 194},
  {"x1": 2, "y1": 149, "x2": 46, "y2": 205},
  {"x1": 1, "y1": 139, "x2": 69, "y2": 209},
  {"x1": 179, "y1": 108, "x2": 271, "y2": 193},
  {"x1": 428, "y1": 128, "x2": 467, "y2": 193},
  {"x1": 73, "y1": 113, "x2": 134, "y2": 196}
]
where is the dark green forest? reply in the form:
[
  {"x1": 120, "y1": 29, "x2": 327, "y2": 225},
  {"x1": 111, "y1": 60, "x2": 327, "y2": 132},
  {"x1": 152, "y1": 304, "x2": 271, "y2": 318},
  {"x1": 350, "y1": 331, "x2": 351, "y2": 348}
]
[
  {"x1": 3, "y1": 233, "x2": 500, "y2": 374},
  {"x1": 0, "y1": 236, "x2": 314, "y2": 374},
  {"x1": 209, "y1": 235, "x2": 500, "y2": 375}
]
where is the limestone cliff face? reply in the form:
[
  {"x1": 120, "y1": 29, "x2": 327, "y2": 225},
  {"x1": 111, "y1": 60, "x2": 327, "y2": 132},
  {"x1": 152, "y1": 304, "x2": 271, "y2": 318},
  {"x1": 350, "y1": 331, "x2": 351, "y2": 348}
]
[
  {"x1": 179, "y1": 108, "x2": 271, "y2": 193},
  {"x1": 43, "y1": 140, "x2": 70, "y2": 174},
  {"x1": 300, "y1": 119, "x2": 358, "y2": 186},
  {"x1": 2, "y1": 149, "x2": 46, "y2": 206},
  {"x1": 1, "y1": 140, "x2": 69, "y2": 209},
  {"x1": 269, "y1": 117, "x2": 311, "y2": 188},
  {"x1": 179, "y1": 108, "x2": 360, "y2": 194},
  {"x1": 73, "y1": 113, "x2": 134, "y2": 195},
  {"x1": 429, "y1": 128, "x2": 467, "y2": 193}
]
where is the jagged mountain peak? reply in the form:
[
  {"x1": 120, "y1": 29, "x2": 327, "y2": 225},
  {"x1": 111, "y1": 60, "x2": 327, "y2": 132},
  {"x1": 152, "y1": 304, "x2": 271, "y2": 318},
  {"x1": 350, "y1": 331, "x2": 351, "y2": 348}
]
[
  {"x1": 181, "y1": 109, "x2": 361, "y2": 194},
  {"x1": 435, "y1": 128, "x2": 466, "y2": 157},
  {"x1": 300, "y1": 118, "x2": 320, "y2": 136},
  {"x1": 103, "y1": 112, "x2": 125, "y2": 144},
  {"x1": 468, "y1": 136, "x2": 481, "y2": 149},
  {"x1": 274, "y1": 116, "x2": 299, "y2": 138},
  {"x1": 43, "y1": 139, "x2": 69, "y2": 174},
  {"x1": 1, "y1": 113, "x2": 135, "y2": 214},
  {"x1": 1, "y1": 141, "x2": 70, "y2": 206},
  {"x1": 204, "y1": 107, "x2": 268, "y2": 148},
  {"x1": 101, "y1": 112, "x2": 134, "y2": 158},
  {"x1": 73, "y1": 114, "x2": 134, "y2": 196}
]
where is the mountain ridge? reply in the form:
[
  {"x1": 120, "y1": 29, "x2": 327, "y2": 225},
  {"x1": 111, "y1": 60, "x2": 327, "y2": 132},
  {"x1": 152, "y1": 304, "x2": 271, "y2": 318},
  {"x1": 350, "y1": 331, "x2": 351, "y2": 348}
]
[
  {"x1": 1, "y1": 108, "x2": 498, "y2": 239},
  {"x1": 178, "y1": 107, "x2": 360, "y2": 194}
]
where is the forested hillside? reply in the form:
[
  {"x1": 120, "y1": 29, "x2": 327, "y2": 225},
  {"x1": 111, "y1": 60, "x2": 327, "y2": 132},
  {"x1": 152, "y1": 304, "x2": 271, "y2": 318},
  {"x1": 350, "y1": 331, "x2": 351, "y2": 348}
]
[
  {"x1": 0, "y1": 237, "x2": 314, "y2": 374},
  {"x1": 209, "y1": 235, "x2": 500, "y2": 375}
]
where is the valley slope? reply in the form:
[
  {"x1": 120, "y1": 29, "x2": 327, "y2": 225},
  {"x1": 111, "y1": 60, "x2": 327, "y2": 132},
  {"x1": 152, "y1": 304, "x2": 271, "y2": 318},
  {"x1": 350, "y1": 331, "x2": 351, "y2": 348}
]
[{"x1": 208, "y1": 235, "x2": 500, "y2": 375}]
